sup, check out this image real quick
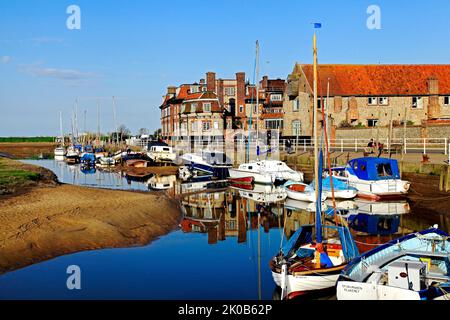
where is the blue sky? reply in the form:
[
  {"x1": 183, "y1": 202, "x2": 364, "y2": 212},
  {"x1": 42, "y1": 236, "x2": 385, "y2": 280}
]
[{"x1": 1, "y1": 0, "x2": 449, "y2": 136}]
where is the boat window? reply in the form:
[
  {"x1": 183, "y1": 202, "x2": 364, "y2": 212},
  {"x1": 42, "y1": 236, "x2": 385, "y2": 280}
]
[
  {"x1": 360, "y1": 164, "x2": 366, "y2": 171},
  {"x1": 248, "y1": 166, "x2": 253, "y2": 170},
  {"x1": 376, "y1": 163, "x2": 393, "y2": 177},
  {"x1": 163, "y1": 148, "x2": 170, "y2": 151},
  {"x1": 353, "y1": 161, "x2": 358, "y2": 170}
]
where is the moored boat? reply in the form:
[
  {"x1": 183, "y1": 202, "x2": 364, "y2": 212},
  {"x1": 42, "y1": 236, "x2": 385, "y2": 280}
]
[
  {"x1": 228, "y1": 160, "x2": 303, "y2": 185},
  {"x1": 147, "y1": 143, "x2": 176, "y2": 163},
  {"x1": 331, "y1": 157, "x2": 410, "y2": 200},
  {"x1": 284, "y1": 180, "x2": 326, "y2": 203},
  {"x1": 227, "y1": 176, "x2": 254, "y2": 185},
  {"x1": 336, "y1": 226, "x2": 450, "y2": 300}
]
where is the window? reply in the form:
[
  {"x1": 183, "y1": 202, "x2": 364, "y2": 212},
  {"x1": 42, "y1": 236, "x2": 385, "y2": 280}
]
[
  {"x1": 444, "y1": 96, "x2": 450, "y2": 105},
  {"x1": 317, "y1": 99, "x2": 322, "y2": 109},
  {"x1": 368, "y1": 97, "x2": 378, "y2": 105},
  {"x1": 239, "y1": 105, "x2": 244, "y2": 113},
  {"x1": 293, "y1": 99, "x2": 300, "y2": 111},
  {"x1": 376, "y1": 163, "x2": 394, "y2": 178},
  {"x1": 379, "y1": 97, "x2": 389, "y2": 105},
  {"x1": 253, "y1": 105, "x2": 258, "y2": 114},
  {"x1": 265, "y1": 119, "x2": 283, "y2": 130},
  {"x1": 224, "y1": 87, "x2": 235, "y2": 96},
  {"x1": 202, "y1": 121, "x2": 211, "y2": 131},
  {"x1": 191, "y1": 103, "x2": 198, "y2": 112},
  {"x1": 292, "y1": 120, "x2": 301, "y2": 136},
  {"x1": 367, "y1": 119, "x2": 378, "y2": 127},
  {"x1": 190, "y1": 85, "x2": 199, "y2": 93},
  {"x1": 213, "y1": 121, "x2": 219, "y2": 130},
  {"x1": 270, "y1": 94, "x2": 282, "y2": 101},
  {"x1": 203, "y1": 102, "x2": 211, "y2": 112},
  {"x1": 192, "y1": 121, "x2": 198, "y2": 131},
  {"x1": 181, "y1": 104, "x2": 186, "y2": 113},
  {"x1": 412, "y1": 97, "x2": 423, "y2": 109}
]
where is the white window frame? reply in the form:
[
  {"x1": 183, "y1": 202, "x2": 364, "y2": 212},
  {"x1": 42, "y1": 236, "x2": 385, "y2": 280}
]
[
  {"x1": 412, "y1": 97, "x2": 423, "y2": 109},
  {"x1": 202, "y1": 121, "x2": 211, "y2": 132},
  {"x1": 203, "y1": 102, "x2": 211, "y2": 112},
  {"x1": 292, "y1": 120, "x2": 301, "y2": 136},
  {"x1": 191, "y1": 102, "x2": 198, "y2": 112},
  {"x1": 293, "y1": 99, "x2": 300, "y2": 111},
  {"x1": 378, "y1": 97, "x2": 389, "y2": 105},
  {"x1": 270, "y1": 94, "x2": 282, "y2": 102},
  {"x1": 368, "y1": 97, "x2": 378, "y2": 106},
  {"x1": 192, "y1": 121, "x2": 198, "y2": 131},
  {"x1": 239, "y1": 105, "x2": 244, "y2": 113},
  {"x1": 213, "y1": 121, "x2": 219, "y2": 130},
  {"x1": 224, "y1": 87, "x2": 235, "y2": 96},
  {"x1": 444, "y1": 96, "x2": 450, "y2": 106},
  {"x1": 190, "y1": 85, "x2": 199, "y2": 93},
  {"x1": 367, "y1": 119, "x2": 378, "y2": 127}
]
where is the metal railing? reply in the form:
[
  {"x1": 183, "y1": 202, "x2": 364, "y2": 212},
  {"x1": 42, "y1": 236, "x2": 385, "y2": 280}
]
[{"x1": 280, "y1": 138, "x2": 449, "y2": 155}]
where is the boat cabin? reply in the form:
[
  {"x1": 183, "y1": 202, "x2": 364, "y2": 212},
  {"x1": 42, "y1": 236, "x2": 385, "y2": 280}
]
[
  {"x1": 149, "y1": 145, "x2": 173, "y2": 153},
  {"x1": 347, "y1": 157, "x2": 400, "y2": 181}
]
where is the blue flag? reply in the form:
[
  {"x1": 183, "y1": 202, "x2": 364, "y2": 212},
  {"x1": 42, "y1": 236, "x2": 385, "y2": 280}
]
[{"x1": 314, "y1": 23, "x2": 322, "y2": 29}]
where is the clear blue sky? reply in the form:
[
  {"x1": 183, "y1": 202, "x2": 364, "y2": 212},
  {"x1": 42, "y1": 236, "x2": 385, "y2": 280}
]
[{"x1": 1, "y1": 0, "x2": 449, "y2": 136}]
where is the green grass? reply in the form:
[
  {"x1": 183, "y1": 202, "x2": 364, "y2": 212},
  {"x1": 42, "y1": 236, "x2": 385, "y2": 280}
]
[
  {"x1": 0, "y1": 137, "x2": 56, "y2": 143},
  {"x1": 0, "y1": 159, "x2": 40, "y2": 186}
]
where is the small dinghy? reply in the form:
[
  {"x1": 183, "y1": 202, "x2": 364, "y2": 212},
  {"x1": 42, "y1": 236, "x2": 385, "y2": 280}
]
[
  {"x1": 336, "y1": 226, "x2": 450, "y2": 300},
  {"x1": 284, "y1": 181, "x2": 327, "y2": 203},
  {"x1": 315, "y1": 176, "x2": 358, "y2": 199},
  {"x1": 126, "y1": 159, "x2": 148, "y2": 168}
]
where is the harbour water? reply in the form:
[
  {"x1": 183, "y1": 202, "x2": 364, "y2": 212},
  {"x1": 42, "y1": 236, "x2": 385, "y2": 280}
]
[{"x1": 0, "y1": 160, "x2": 448, "y2": 300}]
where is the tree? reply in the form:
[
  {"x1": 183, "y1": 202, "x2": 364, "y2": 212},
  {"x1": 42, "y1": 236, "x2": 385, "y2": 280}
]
[
  {"x1": 117, "y1": 124, "x2": 131, "y2": 142},
  {"x1": 138, "y1": 128, "x2": 149, "y2": 136}
]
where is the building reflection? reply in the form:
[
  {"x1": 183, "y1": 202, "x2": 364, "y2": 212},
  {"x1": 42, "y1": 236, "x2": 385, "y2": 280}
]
[{"x1": 180, "y1": 188, "x2": 284, "y2": 244}]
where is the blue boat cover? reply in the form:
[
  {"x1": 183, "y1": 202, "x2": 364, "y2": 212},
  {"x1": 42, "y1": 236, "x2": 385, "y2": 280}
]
[
  {"x1": 330, "y1": 225, "x2": 360, "y2": 261},
  {"x1": 311, "y1": 176, "x2": 356, "y2": 191},
  {"x1": 281, "y1": 226, "x2": 313, "y2": 257},
  {"x1": 347, "y1": 157, "x2": 400, "y2": 181},
  {"x1": 81, "y1": 153, "x2": 95, "y2": 163}
]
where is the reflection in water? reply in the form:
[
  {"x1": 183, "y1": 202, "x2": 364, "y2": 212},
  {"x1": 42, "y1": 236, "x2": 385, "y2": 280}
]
[{"x1": 2, "y1": 160, "x2": 447, "y2": 300}]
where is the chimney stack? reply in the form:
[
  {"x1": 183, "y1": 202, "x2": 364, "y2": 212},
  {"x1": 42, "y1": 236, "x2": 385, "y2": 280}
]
[
  {"x1": 262, "y1": 75, "x2": 269, "y2": 89},
  {"x1": 236, "y1": 72, "x2": 246, "y2": 116},
  {"x1": 167, "y1": 86, "x2": 177, "y2": 96},
  {"x1": 427, "y1": 77, "x2": 441, "y2": 119},
  {"x1": 206, "y1": 72, "x2": 216, "y2": 92}
]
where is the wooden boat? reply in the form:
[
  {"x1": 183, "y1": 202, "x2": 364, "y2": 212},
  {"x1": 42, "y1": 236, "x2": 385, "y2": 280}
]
[
  {"x1": 337, "y1": 227, "x2": 450, "y2": 300},
  {"x1": 227, "y1": 176, "x2": 254, "y2": 185},
  {"x1": 284, "y1": 181, "x2": 326, "y2": 203},
  {"x1": 270, "y1": 30, "x2": 359, "y2": 299},
  {"x1": 126, "y1": 159, "x2": 148, "y2": 168}
]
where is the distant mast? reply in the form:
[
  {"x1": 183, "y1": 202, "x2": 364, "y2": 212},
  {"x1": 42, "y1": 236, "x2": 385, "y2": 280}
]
[{"x1": 59, "y1": 111, "x2": 64, "y2": 147}]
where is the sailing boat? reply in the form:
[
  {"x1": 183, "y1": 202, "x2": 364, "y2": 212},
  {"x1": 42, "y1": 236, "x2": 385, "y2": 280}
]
[
  {"x1": 228, "y1": 41, "x2": 304, "y2": 185},
  {"x1": 269, "y1": 27, "x2": 359, "y2": 299},
  {"x1": 54, "y1": 111, "x2": 66, "y2": 158}
]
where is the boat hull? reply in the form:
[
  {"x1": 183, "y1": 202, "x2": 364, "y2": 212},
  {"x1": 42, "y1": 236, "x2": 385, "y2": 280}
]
[
  {"x1": 336, "y1": 281, "x2": 423, "y2": 300},
  {"x1": 324, "y1": 189, "x2": 357, "y2": 200},
  {"x1": 227, "y1": 176, "x2": 254, "y2": 184},
  {"x1": 228, "y1": 169, "x2": 272, "y2": 184}
]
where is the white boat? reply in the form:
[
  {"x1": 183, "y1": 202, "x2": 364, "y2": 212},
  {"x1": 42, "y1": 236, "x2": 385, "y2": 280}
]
[
  {"x1": 147, "y1": 175, "x2": 177, "y2": 190},
  {"x1": 228, "y1": 160, "x2": 303, "y2": 185},
  {"x1": 180, "y1": 151, "x2": 232, "y2": 179},
  {"x1": 336, "y1": 227, "x2": 450, "y2": 300},
  {"x1": 332, "y1": 157, "x2": 410, "y2": 200},
  {"x1": 54, "y1": 147, "x2": 66, "y2": 157},
  {"x1": 285, "y1": 198, "x2": 328, "y2": 212},
  {"x1": 284, "y1": 181, "x2": 326, "y2": 202},
  {"x1": 314, "y1": 176, "x2": 358, "y2": 200},
  {"x1": 147, "y1": 144, "x2": 176, "y2": 163},
  {"x1": 354, "y1": 198, "x2": 411, "y2": 215},
  {"x1": 230, "y1": 184, "x2": 287, "y2": 203},
  {"x1": 98, "y1": 157, "x2": 116, "y2": 166}
]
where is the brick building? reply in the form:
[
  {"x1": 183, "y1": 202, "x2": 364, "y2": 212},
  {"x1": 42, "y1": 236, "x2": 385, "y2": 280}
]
[
  {"x1": 160, "y1": 71, "x2": 286, "y2": 144},
  {"x1": 283, "y1": 64, "x2": 450, "y2": 139}
]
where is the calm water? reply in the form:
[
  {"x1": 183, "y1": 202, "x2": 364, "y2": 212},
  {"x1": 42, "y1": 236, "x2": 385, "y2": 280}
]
[{"x1": 0, "y1": 160, "x2": 447, "y2": 300}]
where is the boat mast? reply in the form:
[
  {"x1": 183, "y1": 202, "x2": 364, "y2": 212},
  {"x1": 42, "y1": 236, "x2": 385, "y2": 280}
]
[
  {"x1": 255, "y1": 40, "x2": 260, "y2": 161},
  {"x1": 59, "y1": 111, "x2": 64, "y2": 147},
  {"x1": 313, "y1": 27, "x2": 322, "y2": 245},
  {"x1": 97, "y1": 100, "x2": 101, "y2": 146},
  {"x1": 112, "y1": 96, "x2": 119, "y2": 146}
]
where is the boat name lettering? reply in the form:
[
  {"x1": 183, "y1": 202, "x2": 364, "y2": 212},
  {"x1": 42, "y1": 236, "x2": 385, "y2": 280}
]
[{"x1": 342, "y1": 284, "x2": 363, "y2": 293}]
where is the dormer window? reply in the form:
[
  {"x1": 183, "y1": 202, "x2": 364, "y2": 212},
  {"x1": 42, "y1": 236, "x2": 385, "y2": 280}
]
[{"x1": 190, "y1": 85, "x2": 199, "y2": 93}]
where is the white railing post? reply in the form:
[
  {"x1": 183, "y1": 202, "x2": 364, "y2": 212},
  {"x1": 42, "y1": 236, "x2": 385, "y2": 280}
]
[
  {"x1": 423, "y1": 138, "x2": 426, "y2": 154},
  {"x1": 304, "y1": 139, "x2": 306, "y2": 152},
  {"x1": 445, "y1": 138, "x2": 448, "y2": 155},
  {"x1": 341, "y1": 139, "x2": 344, "y2": 152},
  {"x1": 404, "y1": 138, "x2": 407, "y2": 154},
  {"x1": 355, "y1": 139, "x2": 357, "y2": 152}
]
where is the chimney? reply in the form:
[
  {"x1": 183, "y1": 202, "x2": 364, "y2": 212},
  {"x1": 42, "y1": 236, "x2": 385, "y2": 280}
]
[
  {"x1": 236, "y1": 72, "x2": 246, "y2": 115},
  {"x1": 167, "y1": 86, "x2": 177, "y2": 97},
  {"x1": 199, "y1": 78, "x2": 205, "y2": 85},
  {"x1": 206, "y1": 72, "x2": 216, "y2": 92},
  {"x1": 427, "y1": 77, "x2": 440, "y2": 119},
  {"x1": 262, "y1": 75, "x2": 268, "y2": 89},
  {"x1": 217, "y1": 79, "x2": 224, "y2": 106}
]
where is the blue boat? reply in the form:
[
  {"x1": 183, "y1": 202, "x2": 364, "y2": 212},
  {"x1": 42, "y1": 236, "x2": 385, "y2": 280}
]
[
  {"x1": 332, "y1": 157, "x2": 411, "y2": 200},
  {"x1": 337, "y1": 227, "x2": 450, "y2": 300},
  {"x1": 80, "y1": 153, "x2": 96, "y2": 166},
  {"x1": 180, "y1": 151, "x2": 232, "y2": 179}
]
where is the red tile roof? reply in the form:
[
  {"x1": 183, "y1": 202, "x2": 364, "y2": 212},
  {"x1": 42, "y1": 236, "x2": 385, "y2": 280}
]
[
  {"x1": 299, "y1": 64, "x2": 450, "y2": 96},
  {"x1": 176, "y1": 85, "x2": 203, "y2": 100}
]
